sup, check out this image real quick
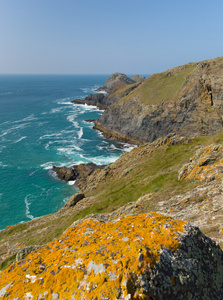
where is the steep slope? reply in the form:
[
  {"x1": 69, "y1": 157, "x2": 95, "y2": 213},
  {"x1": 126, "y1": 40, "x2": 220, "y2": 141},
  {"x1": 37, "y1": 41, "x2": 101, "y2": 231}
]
[
  {"x1": 96, "y1": 57, "x2": 223, "y2": 143},
  {"x1": 1, "y1": 212, "x2": 223, "y2": 299}
]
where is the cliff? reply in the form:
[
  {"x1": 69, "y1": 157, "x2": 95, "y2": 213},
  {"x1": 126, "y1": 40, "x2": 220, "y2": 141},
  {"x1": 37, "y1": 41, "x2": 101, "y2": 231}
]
[
  {"x1": 96, "y1": 57, "x2": 223, "y2": 144},
  {"x1": 1, "y1": 212, "x2": 223, "y2": 299}
]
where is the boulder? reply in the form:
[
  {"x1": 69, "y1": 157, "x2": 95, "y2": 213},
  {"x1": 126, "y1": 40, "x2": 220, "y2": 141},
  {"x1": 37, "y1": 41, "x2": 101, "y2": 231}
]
[
  {"x1": 1, "y1": 212, "x2": 223, "y2": 299},
  {"x1": 64, "y1": 193, "x2": 85, "y2": 208}
]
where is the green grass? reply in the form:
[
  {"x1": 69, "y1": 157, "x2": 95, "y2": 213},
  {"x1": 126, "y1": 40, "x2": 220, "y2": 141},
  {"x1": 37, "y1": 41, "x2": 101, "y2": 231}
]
[
  {"x1": 118, "y1": 63, "x2": 196, "y2": 106},
  {"x1": 0, "y1": 254, "x2": 17, "y2": 271}
]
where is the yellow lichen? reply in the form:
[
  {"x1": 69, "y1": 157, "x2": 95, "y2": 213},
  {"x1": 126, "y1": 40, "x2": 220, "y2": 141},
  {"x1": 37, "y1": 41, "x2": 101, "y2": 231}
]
[{"x1": 0, "y1": 213, "x2": 186, "y2": 300}]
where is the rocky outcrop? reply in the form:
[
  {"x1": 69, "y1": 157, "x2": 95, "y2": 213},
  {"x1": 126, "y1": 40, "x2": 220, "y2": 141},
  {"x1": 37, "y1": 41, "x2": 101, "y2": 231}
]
[
  {"x1": 178, "y1": 144, "x2": 223, "y2": 181},
  {"x1": 72, "y1": 82, "x2": 140, "y2": 110},
  {"x1": 97, "y1": 72, "x2": 136, "y2": 92},
  {"x1": 63, "y1": 193, "x2": 85, "y2": 208},
  {"x1": 131, "y1": 74, "x2": 146, "y2": 82},
  {"x1": 0, "y1": 212, "x2": 223, "y2": 299},
  {"x1": 96, "y1": 57, "x2": 223, "y2": 144},
  {"x1": 72, "y1": 93, "x2": 107, "y2": 109},
  {"x1": 52, "y1": 163, "x2": 105, "y2": 188}
]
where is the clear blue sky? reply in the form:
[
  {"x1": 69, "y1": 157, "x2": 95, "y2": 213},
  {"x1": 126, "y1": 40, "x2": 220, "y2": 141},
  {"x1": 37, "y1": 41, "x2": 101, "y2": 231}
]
[{"x1": 0, "y1": 0, "x2": 223, "y2": 75}]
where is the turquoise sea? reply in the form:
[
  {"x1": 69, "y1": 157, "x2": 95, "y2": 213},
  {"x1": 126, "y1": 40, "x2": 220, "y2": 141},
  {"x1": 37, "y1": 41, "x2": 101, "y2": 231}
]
[{"x1": 0, "y1": 75, "x2": 134, "y2": 230}]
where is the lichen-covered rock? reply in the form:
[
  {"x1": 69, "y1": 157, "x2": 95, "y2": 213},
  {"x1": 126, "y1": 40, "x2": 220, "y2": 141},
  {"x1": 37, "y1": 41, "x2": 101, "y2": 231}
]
[
  {"x1": 178, "y1": 144, "x2": 223, "y2": 181},
  {"x1": 0, "y1": 212, "x2": 223, "y2": 299}
]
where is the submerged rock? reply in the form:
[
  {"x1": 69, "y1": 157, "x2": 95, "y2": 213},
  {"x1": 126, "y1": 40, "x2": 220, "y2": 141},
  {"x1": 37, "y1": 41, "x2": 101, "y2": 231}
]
[{"x1": 1, "y1": 212, "x2": 223, "y2": 299}]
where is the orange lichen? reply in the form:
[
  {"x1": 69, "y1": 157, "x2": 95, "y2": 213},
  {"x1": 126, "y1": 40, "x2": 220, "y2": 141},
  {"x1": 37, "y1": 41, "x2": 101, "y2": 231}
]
[
  {"x1": 179, "y1": 145, "x2": 223, "y2": 181},
  {"x1": 0, "y1": 213, "x2": 186, "y2": 299}
]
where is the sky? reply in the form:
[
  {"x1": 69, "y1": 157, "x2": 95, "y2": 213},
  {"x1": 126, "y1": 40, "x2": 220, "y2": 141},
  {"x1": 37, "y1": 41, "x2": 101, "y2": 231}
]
[{"x1": 0, "y1": 0, "x2": 223, "y2": 75}]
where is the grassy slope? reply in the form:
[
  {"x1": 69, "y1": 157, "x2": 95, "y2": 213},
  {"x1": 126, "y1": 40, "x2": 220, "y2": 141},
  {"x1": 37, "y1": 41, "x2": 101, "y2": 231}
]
[
  {"x1": 114, "y1": 63, "x2": 196, "y2": 107},
  {"x1": 2, "y1": 132, "x2": 223, "y2": 271}
]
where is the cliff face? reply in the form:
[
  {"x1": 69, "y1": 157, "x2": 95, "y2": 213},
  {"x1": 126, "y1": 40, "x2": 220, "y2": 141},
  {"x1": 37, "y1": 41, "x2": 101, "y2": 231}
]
[
  {"x1": 1, "y1": 212, "x2": 223, "y2": 299},
  {"x1": 96, "y1": 57, "x2": 223, "y2": 143}
]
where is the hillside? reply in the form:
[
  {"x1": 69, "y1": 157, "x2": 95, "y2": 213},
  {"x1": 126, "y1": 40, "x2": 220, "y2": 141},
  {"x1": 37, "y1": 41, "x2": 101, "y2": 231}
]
[
  {"x1": 96, "y1": 57, "x2": 223, "y2": 144},
  {"x1": 2, "y1": 58, "x2": 223, "y2": 298},
  {"x1": 2, "y1": 132, "x2": 223, "y2": 273}
]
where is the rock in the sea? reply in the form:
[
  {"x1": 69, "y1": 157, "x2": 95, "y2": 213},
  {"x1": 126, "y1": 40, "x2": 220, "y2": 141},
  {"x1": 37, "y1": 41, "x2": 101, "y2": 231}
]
[
  {"x1": 52, "y1": 163, "x2": 106, "y2": 189},
  {"x1": 71, "y1": 93, "x2": 107, "y2": 109},
  {"x1": 52, "y1": 165, "x2": 77, "y2": 181},
  {"x1": 1, "y1": 212, "x2": 223, "y2": 299}
]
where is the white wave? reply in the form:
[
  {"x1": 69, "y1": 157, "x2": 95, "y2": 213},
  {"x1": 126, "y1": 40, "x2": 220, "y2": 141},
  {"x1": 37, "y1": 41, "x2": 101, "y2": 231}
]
[
  {"x1": 78, "y1": 153, "x2": 119, "y2": 165},
  {"x1": 14, "y1": 136, "x2": 27, "y2": 143},
  {"x1": 0, "y1": 162, "x2": 8, "y2": 167},
  {"x1": 24, "y1": 195, "x2": 34, "y2": 220},
  {"x1": 50, "y1": 107, "x2": 64, "y2": 114},
  {"x1": 122, "y1": 144, "x2": 136, "y2": 152},
  {"x1": 40, "y1": 162, "x2": 54, "y2": 170},
  {"x1": 77, "y1": 127, "x2": 83, "y2": 139},
  {"x1": 37, "y1": 121, "x2": 49, "y2": 127},
  {"x1": 39, "y1": 133, "x2": 62, "y2": 140},
  {"x1": 0, "y1": 114, "x2": 37, "y2": 127},
  {"x1": 63, "y1": 196, "x2": 70, "y2": 203},
  {"x1": 67, "y1": 115, "x2": 79, "y2": 128},
  {"x1": 80, "y1": 87, "x2": 97, "y2": 94},
  {"x1": 56, "y1": 98, "x2": 73, "y2": 105},
  {"x1": 68, "y1": 180, "x2": 76, "y2": 185},
  {"x1": 57, "y1": 145, "x2": 82, "y2": 155},
  {"x1": 0, "y1": 123, "x2": 31, "y2": 137},
  {"x1": 96, "y1": 130, "x2": 104, "y2": 137},
  {"x1": 97, "y1": 90, "x2": 108, "y2": 95}
]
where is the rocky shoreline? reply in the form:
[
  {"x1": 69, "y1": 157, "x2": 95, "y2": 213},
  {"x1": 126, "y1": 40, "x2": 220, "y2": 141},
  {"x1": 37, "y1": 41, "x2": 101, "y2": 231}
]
[{"x1": 2, "y1": 59, "x2": 223, "y2": 298}]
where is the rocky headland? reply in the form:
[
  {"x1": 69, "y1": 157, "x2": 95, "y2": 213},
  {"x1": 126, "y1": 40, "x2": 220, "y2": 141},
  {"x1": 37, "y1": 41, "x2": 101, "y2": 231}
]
[
  {"x1": 71, "y1": 72, "x2": 144, "y2": 109},
  {"x1": 95, "y1": 57, "x2": 223, "y2": 144},
  {"x1": 2, "y1": 58, "x2": 223, "y2": 299}
]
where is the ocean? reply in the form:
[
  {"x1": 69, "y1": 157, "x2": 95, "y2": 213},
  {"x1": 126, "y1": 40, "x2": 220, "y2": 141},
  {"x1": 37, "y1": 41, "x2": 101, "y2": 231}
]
[{"x1": 0, "y1": 75, "x2": 134, "y2": 230}]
